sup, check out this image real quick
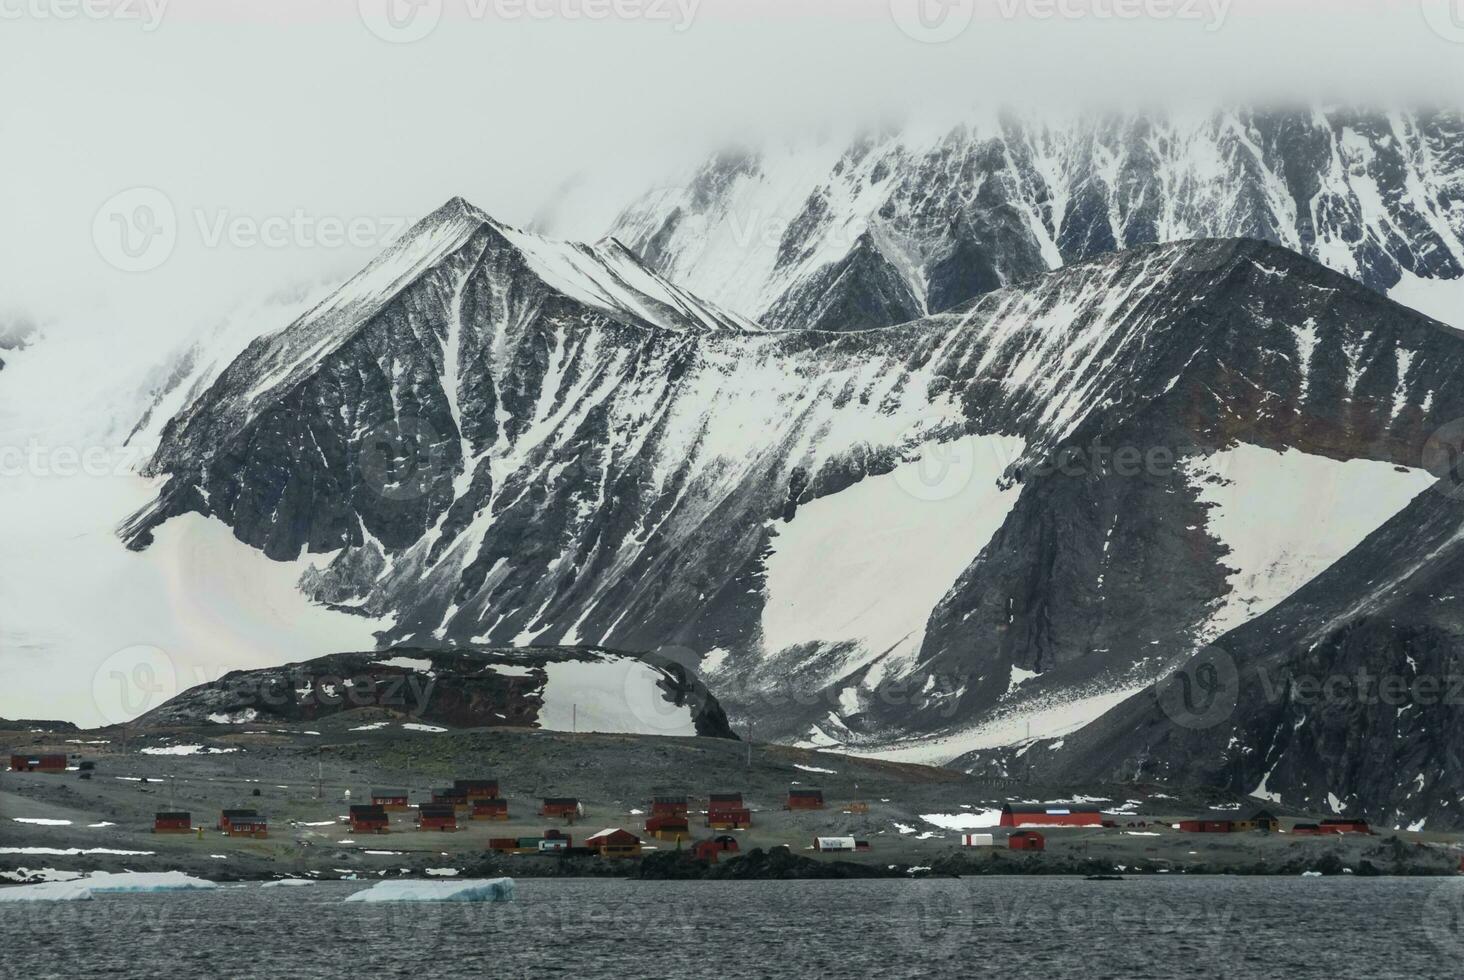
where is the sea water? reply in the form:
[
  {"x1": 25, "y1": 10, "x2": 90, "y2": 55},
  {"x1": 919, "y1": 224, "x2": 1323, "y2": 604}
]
[{"x1": 1, "y1": 876, "x2": 1460, "y2": 978}]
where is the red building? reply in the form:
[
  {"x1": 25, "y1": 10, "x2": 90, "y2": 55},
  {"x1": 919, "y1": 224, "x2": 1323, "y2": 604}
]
[
  {"x1": 9, "y1": 753, "x2": 66, "y2": 773},
  {"x1": 708, "y1": 793, "x2": 752, "y2": 829},
  {"x1": 646, "y1": 815, "x2": 691, "y2": 841},
  {"x1": 455, "y1": 779, "x2": 500, "y2": 801},
  {"x1": 417, "y1": 804, "x2": 458, "y2": 832},
  {"x1": 787, "y1": 789, "x2": 825, "y2": 810},
  {"x1": 226, "y1": 816, "x2": 268, "y2": 839},
  {"x1": 1178, "y1": 820, "x2": 1236, "y2": 834},
  {"x1": 692, "y1": 839, "x2": 723, "y2": 863},
  {"x1": 153, "y1": 812, "x2": 192, "y2": 834},
  {"x1": 540, "y1": 798, "x2": 580, "y2": 821},
  {"x1": 1009, "y1": 831, "x2": 1046, "y2": 851},
  {"x1": 488, "y1": 837, "x2": 517, "y2": 853},
  {"x1": 1321, "y1": 819, "x2": 1373, "y2": 835},
  {"x1": 651, "y1": 795, "x2": 689, "y2": 819},
  {"x1": 350, "y1": 805, "x2": 390, "y2": 834},
  {"x1": 1000, "y1": 804, "x2": 1103, "y2": 828},
  {"x1": 585, "y1": 828, "x2": 643, "y2": 858},
  {"x1": 371, "y1": 789, "x2": 410, "y2": 811},
  {"x1": 218, "y1": 809, "x2": 260, "y2": 833},
  {"x1": 472, "y1": 799, "x2": 510, "y2": 821},
  {"x1": 432, "y1": 787, "x2": 470, "y2": 811}
]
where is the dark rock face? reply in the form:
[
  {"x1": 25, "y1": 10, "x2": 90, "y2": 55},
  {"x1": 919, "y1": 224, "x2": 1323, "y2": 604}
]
[
  {"x1": 1003, "y1": 483, "x2": 1464, "y2": 831},
  {"x1": 125, "y1": 204, "x2": 1464, "y2": 794},
  {"x1": 131, "y1": 646, "x2": 736, "y2": 740},
  {"x1": 610, "y1": 109, "x2": 1464, "y2": 330}
]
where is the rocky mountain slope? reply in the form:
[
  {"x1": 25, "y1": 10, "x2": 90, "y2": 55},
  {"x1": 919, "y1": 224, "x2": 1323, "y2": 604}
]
[
  {"x1": 123, "y1": 199, "x2": 1464, "y2": 764},
  {"x1": 1001, "y1": 476, "x2": 1464, "y2": 832},
  {"x1": 131, "y1": 646, "x2": 734, "y2": 739},
  {"x1": 604, "y1": 108, "x2": 1464, "y2": 331}
]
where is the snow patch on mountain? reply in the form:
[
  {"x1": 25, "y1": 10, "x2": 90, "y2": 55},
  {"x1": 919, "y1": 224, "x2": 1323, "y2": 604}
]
[
  {"x1": 761, "y1": 435, "x2": 1025, "y2": 668},
  {"x1": 1187, "y1": 446, "x2": 1437, "y2": 639},
  {"x1": 535, "y1": 655, "x2": 698, "y2": 737}
]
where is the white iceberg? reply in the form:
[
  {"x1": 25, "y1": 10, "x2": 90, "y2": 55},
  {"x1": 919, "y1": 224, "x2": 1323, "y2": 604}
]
[
  {"x1": 343, "y1": 878, "x2": 515, "y2": 903},
  {"x1": 261, "y1": 879, "x2": 315, "y2": 888},
  {"x1": 85, "y1": 872, "x2": 219, "y2": 894},
  {"x1": 0, "y1": 880, "x2": 95, "y2": 902}
]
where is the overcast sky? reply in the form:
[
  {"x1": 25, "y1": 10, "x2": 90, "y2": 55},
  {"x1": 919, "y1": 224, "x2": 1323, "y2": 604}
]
[
  {"x1": 4, "y1": 0, "x2": 1464, "y2": 355},
  {"x1": 4, "y1": 1, "x2": 1464, "y2": 724}
]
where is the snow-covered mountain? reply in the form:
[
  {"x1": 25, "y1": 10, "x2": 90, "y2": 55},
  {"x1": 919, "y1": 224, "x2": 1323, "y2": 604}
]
[
  {"x1": 602, "y1": 108, "x2": 1464, "y2": 331},
  {"x1": 1007, "y1": 476, "x2": 1464, "y2": 833},
  {"x1": 124, "y1": 199, "x2": 1464, "y2": 782}
]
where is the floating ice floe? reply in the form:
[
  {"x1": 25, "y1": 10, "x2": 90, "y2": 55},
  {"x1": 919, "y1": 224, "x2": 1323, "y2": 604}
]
[
  {"x1": 85, "y1": 872, "x2": 219, "y2": 894},
  {"x1": 343, "y1": 878, "x2": 515, "y2": 903},
  {"x1": 0, "y1": 871, "x2": 217, "y2": 902},
  {"x1": 261, "y1": 879, "x2": 315, "y2": 888},
  {"x1": 0, "y1": 880, "x2": 95, "y2": 902}
]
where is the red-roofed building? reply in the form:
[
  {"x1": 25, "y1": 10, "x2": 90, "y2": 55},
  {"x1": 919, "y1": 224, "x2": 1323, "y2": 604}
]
[
  {"x1": 585, "y1": 828, "x2": 642, "y2": 858},
  {"x1": 1008, "y1": 831, "x2": 1045, "y2": 851},
  {"x1": 1000, "y1": 804, "x2": 1102, "y2": 828}
]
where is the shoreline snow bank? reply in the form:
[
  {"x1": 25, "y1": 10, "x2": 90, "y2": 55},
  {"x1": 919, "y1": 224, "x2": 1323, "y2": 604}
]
[{"x1": 343, "y1": 878, "x2": 515, "y2": 903}]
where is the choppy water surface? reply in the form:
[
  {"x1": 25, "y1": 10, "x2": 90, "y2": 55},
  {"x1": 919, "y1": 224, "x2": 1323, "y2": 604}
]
[{"x1": 4, "y1": 876, "x2": 1464, "y2": 978}]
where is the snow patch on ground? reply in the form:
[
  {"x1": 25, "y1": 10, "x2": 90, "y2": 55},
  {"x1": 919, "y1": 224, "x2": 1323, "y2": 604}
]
[
  {"x1": 920, "y1": 809, "x2": 1003, "y2": 830},
  {"x1": 12, "y1": 818, "x2": 71, "y2": 826},
  {"x1": 372, "y1": 656, "x2": 435, "y2": 674},
  {"x1": 140, "y1": 745, "x2": 240, "y2": 756}
]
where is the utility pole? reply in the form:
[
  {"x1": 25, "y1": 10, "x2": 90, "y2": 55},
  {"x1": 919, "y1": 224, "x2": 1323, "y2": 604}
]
[
  {"x1": 746, "y1": 720, "x2": 753, "y2": 769},
  {"x1": 572, "y1": 704, "x2": 577, "y2": 734}
]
